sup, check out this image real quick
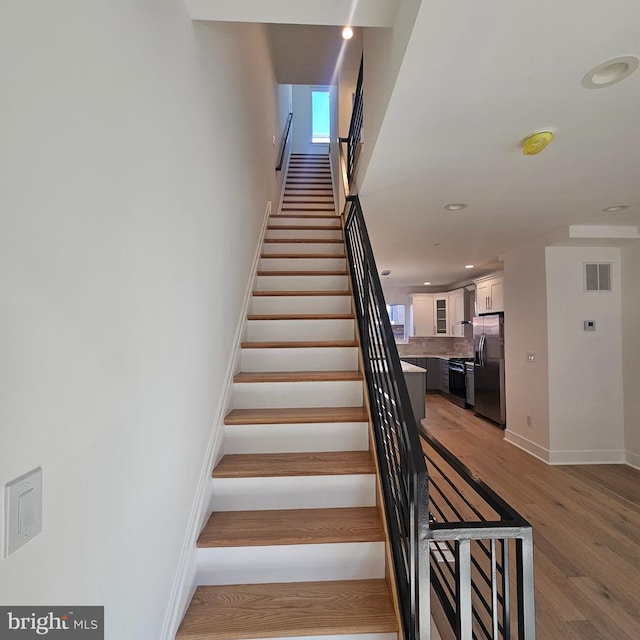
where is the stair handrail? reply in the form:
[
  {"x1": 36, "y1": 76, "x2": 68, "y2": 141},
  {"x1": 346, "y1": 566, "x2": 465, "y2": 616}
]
[
  {"x1": 275, "y1": 112, "x2": 293, "y2": 171},
  {"x1": 339, "y1": 55, "x2": 364, "y2": 188},
  {"x1": 343, "y1": 195, "x2": 537, "y2": 639},
  {"x1": 343, "y1": 195, "x2": 431, "y2": 640}
]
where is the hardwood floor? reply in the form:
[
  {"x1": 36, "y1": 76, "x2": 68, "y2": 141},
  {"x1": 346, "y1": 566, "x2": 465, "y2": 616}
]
[{"x1": 421, "y1": 394, "x2": 640, "y2": 640}]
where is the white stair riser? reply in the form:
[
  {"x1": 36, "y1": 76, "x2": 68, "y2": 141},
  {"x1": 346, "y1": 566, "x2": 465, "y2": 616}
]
[
  {"x1": 232, "y1": 380, "x2": 363, "y2": 409},
  {"x1": 262, "y1": 242, "x2": 343, "y2": 255},
  {"x1": 251, "y1": 295, "x2": 351, "y2": 315},
  {"x1": 240, "y1": 346, "x2": 359, "y2": 372},
  {"x1": 210, "y1": 475, "x2": 376, "y2": 511},
  {"x1": 246, "y1": 319, "x2": 354, "y2": 342},
  {"x1": 224, "y1": 421, "x2": 369, "y2": 454},
  {"x1": 260, "y1": 257, "x2": 346, "y2": 271},
  {"x1": 197, "y1": 542, "x2": 385, "y2": 585},
  {"x1": 269, "y1": 216, "x2": 340, "y2": 228},
  {"x1": 255, "y1": 275, "x2": 349, "y2": 292},
  {"x1": 266, "y1": 228, "x2": 343, "y2": 240}
]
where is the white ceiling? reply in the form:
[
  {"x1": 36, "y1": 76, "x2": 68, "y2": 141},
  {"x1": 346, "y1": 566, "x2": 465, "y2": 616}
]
[
  {"x1": 360, "y1": 0, "x2": 640, "y2": 289},
  {"x1": 186, "y1": 0, "x2": 640, "y2": 291}
]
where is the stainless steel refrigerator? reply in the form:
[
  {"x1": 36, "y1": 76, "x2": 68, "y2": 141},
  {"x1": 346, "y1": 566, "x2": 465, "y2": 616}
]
[{"x1": 473, "y1": 314, "x2": 506, "y2": 428}]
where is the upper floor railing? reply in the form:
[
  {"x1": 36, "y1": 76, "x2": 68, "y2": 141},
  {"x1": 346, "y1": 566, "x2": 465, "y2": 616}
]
[{"x1": 339, "y1": 55, "x2": 363, "y2": 186}]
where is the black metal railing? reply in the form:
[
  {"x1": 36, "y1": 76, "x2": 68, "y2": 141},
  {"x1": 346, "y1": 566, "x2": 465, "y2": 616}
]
[
  {"x1": 339, "y1": 55, "x2": 363, "y2": 184},
  {"x1": 420, "y1": 430, "x2": 536, "y2": 639},
  {"x1": 344, "y1": 195, "x2": 431, "y2": 640},
  {"x1": 343, "y1": 195, "x2": 536, "y2": 639},
  {"x1": 275, "y1": 112, "x2": 293, "y2": 171}
]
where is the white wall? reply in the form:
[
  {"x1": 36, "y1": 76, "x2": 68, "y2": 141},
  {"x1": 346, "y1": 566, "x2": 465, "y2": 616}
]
[
  {"x1": 359, "y1": 0, "x2": 422, "y2": 191},
  {"x1": 503, "y1": 239, "x2": 551, "y2": 458},
  {"x1": 621, "y1": 242, "x2": 640, "y2": 468},
  {"x1": 546, "y1": 247, "x2": 625, "y2": 464},
  {"x1": 0, "y1": 2, "x2": 282, "y2": 638}
]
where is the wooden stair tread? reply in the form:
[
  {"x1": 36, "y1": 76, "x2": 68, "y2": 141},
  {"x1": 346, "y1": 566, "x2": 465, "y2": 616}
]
[
  {"x1": 212, "y1": 451, "x2": 374, "y2": 477},
  {"x1": 261, "y1": 253, "x2": 346, "y2": 259},
  {"x1": 240, "y1": 340, "x2": 358, "y2": 349},
  {"x1": 224, "y1": 406, "x2": 367, "y2": 425},
  {"x1": 270, "y1": 213, "x2": 339, "y2": 217},
  {"x1": 176, "y1": 579, "x2": 397, "y2": 640},
  {"x1": 197, "y1": 507, "x2": 383, "y2": 547},
  {"x1": 267, "y1": 224, "x2": 340, "y2": 231},
  {"x1": 247, "y1": 313, "x2": 353, "y2": 321},
  {"x1": 285, "y1": 186, "x2": 334, "y2": 189},
  {"x1": 264, "y1": 239, "x2": 342, "y2": 244},
  {"x1": 253, "y1": 290, "x2": 351, "y2": 297},
  {"x1": 257, "y1": 270, "x2": 347, "y2": 276},
  {"x1": 233, "y1": 370, "x2": 362, "y2": 383}
]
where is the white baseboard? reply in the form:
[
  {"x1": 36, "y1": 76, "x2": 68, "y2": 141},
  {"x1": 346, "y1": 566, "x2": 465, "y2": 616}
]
[
  {"x1": 624, "y1": 450, "x2": 640, "y2": 470},
  {"x1": 549, "y1": 449, "x2": 624, "y2": 465},
  {"x1": 160, "y1": 201, "x2": 272, "y2": 640},
  {"x1": 504, "y1": 430, "x2": 550, "y2": 463},
  {"x1": 505, "y1": 430, "x2": 627, "y2": 466},
  {"x1": 547, "y1": 449, "x2": 626, "y2": 465}
]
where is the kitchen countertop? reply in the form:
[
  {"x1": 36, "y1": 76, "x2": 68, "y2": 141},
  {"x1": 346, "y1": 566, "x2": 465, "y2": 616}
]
[{"x1": 400, "y1": 361, "x2": 427, "y2": 373}]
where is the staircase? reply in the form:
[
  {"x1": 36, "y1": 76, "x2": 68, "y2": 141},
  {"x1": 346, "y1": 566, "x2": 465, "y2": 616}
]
[{"x1": 176, "y1": 154, "x2": 399, "y2": 640}]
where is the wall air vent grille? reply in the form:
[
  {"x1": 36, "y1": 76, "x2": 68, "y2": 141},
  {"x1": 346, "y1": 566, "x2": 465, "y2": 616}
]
[{"x1": 584, "y1": 262, "x2": 612, "y2": 291}]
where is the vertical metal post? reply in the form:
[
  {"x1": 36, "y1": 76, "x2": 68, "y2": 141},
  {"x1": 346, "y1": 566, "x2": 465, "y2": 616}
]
[
  {"x1": 516, "y1": 532, "x2": 536, "y2": 639},
  {"x1": 455, "y1": 539, "x2": 472, "y2": 639},
  {"x1": 417, "y1": 473, "x2": 431, "y2": 640},
  {"x1": 502, "y1": 538, "x2": 511, "y2": 637},
  {"x1": 491, "y1": 539, "x2": 499, "y2": 638}
]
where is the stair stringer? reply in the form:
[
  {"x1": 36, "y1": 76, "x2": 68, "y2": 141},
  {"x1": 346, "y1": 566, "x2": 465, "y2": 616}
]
[{"x1": 160, "y1": 200, "x2": 274, "y2": 640}]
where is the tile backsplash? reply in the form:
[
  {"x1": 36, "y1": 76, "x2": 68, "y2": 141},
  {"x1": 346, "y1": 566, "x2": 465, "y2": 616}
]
[{"x1": 396, "y1": 337, "x2": 473, "y2": 358}]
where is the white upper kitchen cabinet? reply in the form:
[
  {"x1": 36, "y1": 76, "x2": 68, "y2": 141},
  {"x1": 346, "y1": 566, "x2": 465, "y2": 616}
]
[
  {"x1": 475, "y1": 273, "x2": 504, "y2": 314},
  {"x1": 433, "y1": 295, "x2": 449, "y2": 335},
  {"x1": 409, "y1": 294, "x2": 435, "y2": 336},
  {"x1": 449, "y1": 288, "x2": 466, "y2": 336}
]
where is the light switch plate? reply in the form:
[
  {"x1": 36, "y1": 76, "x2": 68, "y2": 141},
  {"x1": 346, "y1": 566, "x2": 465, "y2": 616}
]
[{"x1": 4, "y1": 467, "x2": 42, "y2": 557}]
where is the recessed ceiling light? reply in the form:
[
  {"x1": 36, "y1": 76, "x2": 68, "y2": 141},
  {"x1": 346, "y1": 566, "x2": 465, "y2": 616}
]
[
  {"x1": 464, "y1": 265, "x2": 474, "y2": 269},
  {"x1": 342, "y1": 26, "x2": 354, "y2": 40},
  {"x1": 444, "y1": 203, "x2": 467, "y2": 211},
  {"x1": 582, "y1": 56, "x2": 639, "y2": 89},
  {"x1": 423, "y1": 282, "x2": 431, "y2": 285},
  {"x1": 603, "y1": 205, "x2": 629, "y2": 212}
]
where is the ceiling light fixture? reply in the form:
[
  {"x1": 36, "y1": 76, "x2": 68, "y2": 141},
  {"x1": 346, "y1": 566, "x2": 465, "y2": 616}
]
[
  {"x1": 603, "y1": 205, "x2": 630, "y2": 212},
  {"x1": 381, "y1": 269, "x2": 391, "y2": 276},
  {"x1": 582, "y1": 56, "x2": 639, "y2": 89},
  {"x1": 444, "y1": 203, "x2": 467, "y2": 211},
  {"x1": 423, "y1": 282, "x2": 431, "y2": 285},
  {"x1": 342, "y1": 26, "x2": 354, "y2": 40},
  {"x1": 522, "y1": 131, "x2": 554, "y2": 156},
  {"x1": 464, "y1": 265, "x2": 474, "y2": 269}
]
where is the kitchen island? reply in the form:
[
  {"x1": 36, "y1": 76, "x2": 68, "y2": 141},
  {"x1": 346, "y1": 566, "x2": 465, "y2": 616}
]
[{"x1": 400, "y1": 360, "x2": 427, "y2": 423}]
